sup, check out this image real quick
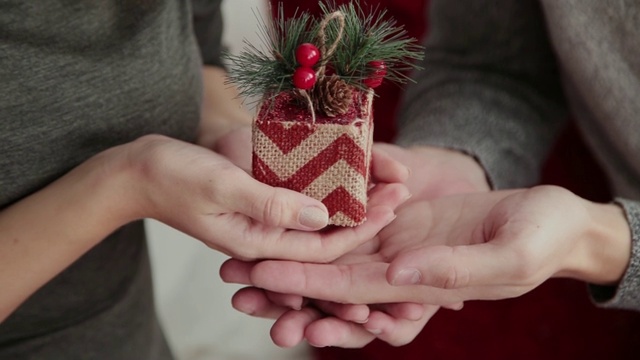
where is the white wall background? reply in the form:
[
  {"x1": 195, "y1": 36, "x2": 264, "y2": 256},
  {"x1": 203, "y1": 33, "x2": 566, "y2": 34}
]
[{"x1": 147, "y1": 1, "x2": 311, "y2": 359}]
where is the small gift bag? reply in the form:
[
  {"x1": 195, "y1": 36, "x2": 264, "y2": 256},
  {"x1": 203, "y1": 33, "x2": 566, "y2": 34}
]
[
  {"x1": 252, "y1": 91, "x2": 374, "y2": 226},
  {"x1": 226, "y1": 3, "x2": 423, "y2": 226}
]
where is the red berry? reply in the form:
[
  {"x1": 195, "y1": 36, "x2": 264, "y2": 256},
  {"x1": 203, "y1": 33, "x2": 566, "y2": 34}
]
[
  {"x1": 364, "y1": 60, "x2": 387, "y2": 88},
  {"x1": 295, "y1": 43, "x2": 321, "y2": 67},
  {"x1": 368, "y1": 60, "x2": 387, "y2": 72},
  {"x1": 292, "y1": 67, "x2": 317, "y2": 90},
  {"x1": 363, "y1": 77, "x2": 383, "y2": 88}
]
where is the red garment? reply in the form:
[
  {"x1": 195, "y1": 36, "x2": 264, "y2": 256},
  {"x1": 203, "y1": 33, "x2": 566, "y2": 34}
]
[{"x1": 269, "y1": 1, "x2": 640, "y2": 359}]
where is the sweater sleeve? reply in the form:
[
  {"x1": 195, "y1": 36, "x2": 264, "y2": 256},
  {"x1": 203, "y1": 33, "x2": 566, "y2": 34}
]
[
  {"x1": 191, "y1": 0, "x2": 225, "y2": 68},
  {"x1": 588, "y1": 198, "x2": 640, "y2": 311},
  {"x1": 397, "y1": 0, "x2": 567, "y2": 189}
]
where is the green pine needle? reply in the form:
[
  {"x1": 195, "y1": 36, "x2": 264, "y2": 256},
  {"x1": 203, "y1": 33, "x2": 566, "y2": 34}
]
[{"x1": 224, "y1": 1, "x2": 424, "y2": 102}]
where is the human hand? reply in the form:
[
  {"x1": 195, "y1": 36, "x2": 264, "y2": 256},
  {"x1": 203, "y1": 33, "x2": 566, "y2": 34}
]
[
  {"x1": 374, "y1": 143, "x2": 490, "y2": 200},
  {"x1": 125, "y1": 134, "x2": 405, "y2": 262},
  {"x1": 223, "y1": 261, "x2": 444, "y2": 348},
  {"x1": 222, "y1": 186, "x2": 632, "y2": 344},
  {"x1": 220, "y1": 180, "x2": 444, "y2": 347},
  {"x1": 219, "y1": 143, "x2": 490, "y2": 346},
  {"x1": 213, "y1": 125, "x2": 252, "y2": 172}
]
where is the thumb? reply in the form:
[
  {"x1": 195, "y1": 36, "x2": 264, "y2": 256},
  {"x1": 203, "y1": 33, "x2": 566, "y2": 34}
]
[
  {"x1": 387, "y1": 244, "x2": 516, "y2": 290},
  {"x1": 228, "y1": 175, "x2": 329, "y2": 230}
]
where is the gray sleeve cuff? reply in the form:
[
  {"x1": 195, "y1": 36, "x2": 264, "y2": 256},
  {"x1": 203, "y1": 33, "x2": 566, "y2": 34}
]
[
  {"x1": 588, "y1": 198, "x2": 640, "y2": 311},
  {"x1": 191, "y1": 0, "x2": 226, "y2": 68}
]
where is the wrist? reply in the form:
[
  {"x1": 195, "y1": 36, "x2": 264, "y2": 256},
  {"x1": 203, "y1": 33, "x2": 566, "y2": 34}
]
[
  {"x1": 561, "y1": 200, "x2": 632, "y2": 285},
  {"x1": 72, "y1": 143, "x2": 146, "y2": 227}
]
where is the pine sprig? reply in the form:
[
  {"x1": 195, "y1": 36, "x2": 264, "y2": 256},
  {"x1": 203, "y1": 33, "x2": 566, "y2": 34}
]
[
  {"x1": 320, "y1": 2, "x2": 423, "y2": 89},
  {"x1": 224, "y1": 2, "x2": 424, "y2": 103}
]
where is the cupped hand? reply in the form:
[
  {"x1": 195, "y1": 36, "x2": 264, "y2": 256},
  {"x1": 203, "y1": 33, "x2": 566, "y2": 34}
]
[
  {"x1": 222, "y1": 185, "x2": 631, "y2": 346},
  {"x1": 226, "y1": 186, "x2": 630, "y2": 302},
  {"x1": 374, "y1": 143, "x2": 490, "y2": 200},
  {"x1": 219, "y1": 143, "x2": 492, "y2": 347},
  {"x1": 125, "y1": 134, "x2": 405, "y2": 262}
]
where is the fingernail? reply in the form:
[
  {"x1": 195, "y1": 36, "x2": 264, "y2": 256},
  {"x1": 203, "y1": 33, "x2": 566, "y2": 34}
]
[
  {"x1": 386, "y1": 213, "x2": 397, "y2": 225},
  {"x1": 367, "y1": 328, "x2": 382, "y2": 335},
  {"x1": 299, "y1": 206, "x2": 328, "y2": 229},
  {"x1": 308, "y1": 341, "x2": 326, "y2": 348},
  {"x1": 354, "y1": 318, "x2": 369, "y2": 324},
  {"x1": 392, "y1": 268, "x2": 422, "y2": 286}
]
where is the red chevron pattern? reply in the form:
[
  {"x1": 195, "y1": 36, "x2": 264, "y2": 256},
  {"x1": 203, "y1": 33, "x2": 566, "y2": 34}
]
[
  {"x1": 252, "y1": 91, "x2": 374, "y2": 226},
  {"x1": 259, "y1": 121, "x2": 316, "y2": 154},
  {"x1": 323, "y1": 187, "x2": 366, "y2": 224}
]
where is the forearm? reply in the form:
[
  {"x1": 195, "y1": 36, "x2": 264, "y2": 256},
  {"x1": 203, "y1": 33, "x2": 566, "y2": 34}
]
[
  {"x1": 0, "y1": 145, "x2": 137, "y2": 323},
  {"x1": 197, "y1": 66, "x2": 252, "y2": 148},
  {"x1": 397, "y1": 0, "x2": 567, "y2": 189}
]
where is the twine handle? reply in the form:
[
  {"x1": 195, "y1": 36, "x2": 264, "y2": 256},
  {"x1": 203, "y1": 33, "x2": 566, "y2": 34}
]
[
  {"x1": 316, "y1": 11, "x2": 345, "y2": 82},
  {"x1": 299, "y1": 89, "x2": 316, "y2": 123}
]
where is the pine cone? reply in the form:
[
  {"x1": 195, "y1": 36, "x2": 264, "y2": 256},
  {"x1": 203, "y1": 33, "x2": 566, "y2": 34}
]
[{"x1": 313, "y1": 75, "x2": 353, "y2": 117}]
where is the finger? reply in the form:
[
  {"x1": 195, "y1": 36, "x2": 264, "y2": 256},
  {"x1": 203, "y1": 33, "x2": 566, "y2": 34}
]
[
  {"x1": 346, "y1": 235, "x2": 381, "y2": 256},
  {"x1": 374, "y1": 302, "x2": 426, "y2": 321},
  {"x1": 219, "y1": 258, "x2": 255, "y2": 285},
  {"x1": 363, "y1": 305, "x2": 438, "y2": 346},
  {"x1": 247, "y1": 205, "x2": 395, "y2": 263},
  {"x1": 443, "y1": 302, "x2": 464, "y2": 311},
  {"x1": 265, "y1": 291, "x2": 305, "y2": 311},
  {"x1": 371, "y1": 144, "x2": 410, "y2": 183},
  {"x1": 367, "y1": 182, "x2": 410, "y2": 210},
  {"x1": 270, "y1": 308, "x2": 322, "y2": 348},
  {"x1": 220, "y1": 260, "x2": 305, "y2": 309},
  {"x1": 304, "y1": 317, "x2": 376, "y2": 348},
  {"x1": 228, "y1": 175, "x2": 329, "y2": 230},
  {"x1": 249, "y1": 260, "x2": 411, "y2": 304},
  {"x1": 387, "y1": 244, "x2": 517, "y2": 290},
  {"x1": 313, "y1": 300, "x2": 369, "y2": 324},
  {"x1": 231, "y1": 287, "x2": 289, "y2": 319},
  {"x1": 215, "y1": 205, "x2": 394, "y2": 262},
  {"x1": 249, "y1": 259, "x2": 465, "y2": 305}
]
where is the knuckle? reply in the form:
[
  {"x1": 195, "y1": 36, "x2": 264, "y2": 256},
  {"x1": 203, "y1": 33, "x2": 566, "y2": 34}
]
[
  {"x1": 336, "y1": 265, "x2": 357, "y2": 303},
  {"x1": 260, "y1": 188, "x2": 287, "y2": 226},
  {"x1": 436, "y1": 248, "x2": 471, "y2": 290},
  {"x1": 439, "y1": 266, "x2": 460, "y2": 290}
]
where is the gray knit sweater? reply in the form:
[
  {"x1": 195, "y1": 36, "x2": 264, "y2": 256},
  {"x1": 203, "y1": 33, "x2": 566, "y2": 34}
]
[
  {"x1": 398, "y1": 0, "x2": 640, "y2": 311},
  {"x1": 0, "y1": 0, "x2": 224, "y2": 358}
]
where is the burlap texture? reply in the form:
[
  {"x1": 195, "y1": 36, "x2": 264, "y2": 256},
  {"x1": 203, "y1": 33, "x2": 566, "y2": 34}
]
[{"x1": 252, "y1": 91, "x2": 374, "y2": 226}]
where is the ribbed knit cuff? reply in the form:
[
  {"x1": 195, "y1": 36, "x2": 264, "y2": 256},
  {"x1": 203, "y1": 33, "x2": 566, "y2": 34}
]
[{"x1": 588, "y1": 198, "x2": 640, "y2": 311}]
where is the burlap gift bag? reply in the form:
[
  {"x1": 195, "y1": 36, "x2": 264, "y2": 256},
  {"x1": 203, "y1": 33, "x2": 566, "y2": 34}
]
[
  {"x1": 227, "y1": 5, "x2": 423, "y2": 226},
  {"x1": 252, "y1": 90, "x2": 374, "y2": 227}
]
